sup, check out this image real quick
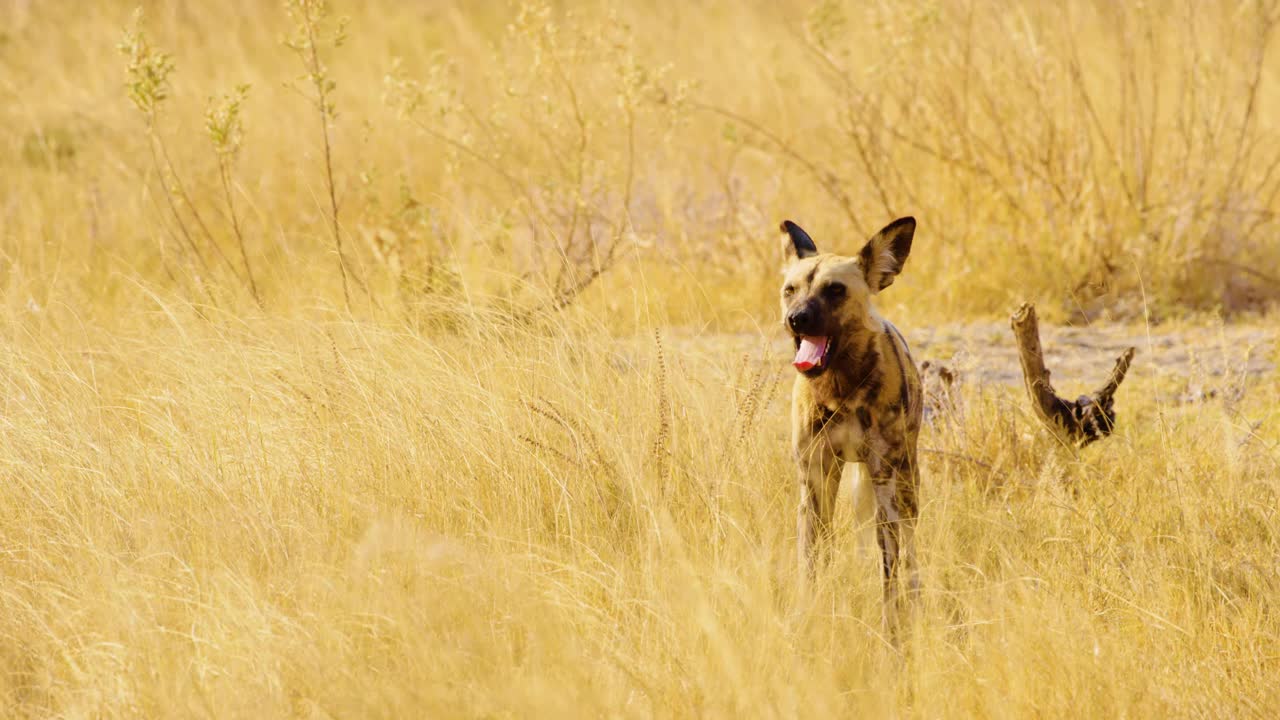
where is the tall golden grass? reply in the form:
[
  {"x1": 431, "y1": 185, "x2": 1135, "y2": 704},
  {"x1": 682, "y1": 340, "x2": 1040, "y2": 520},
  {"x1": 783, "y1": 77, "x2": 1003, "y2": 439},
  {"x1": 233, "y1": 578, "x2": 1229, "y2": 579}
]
[{"x1": 1, "y1": 0, "x2": 1278, "y2": 716}]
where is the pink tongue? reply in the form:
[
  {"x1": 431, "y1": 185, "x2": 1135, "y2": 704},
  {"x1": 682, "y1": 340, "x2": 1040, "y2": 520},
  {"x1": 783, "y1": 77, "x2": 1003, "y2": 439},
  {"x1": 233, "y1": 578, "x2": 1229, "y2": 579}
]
[{"x1": 793, "y1": 336, "x2": 829, "y2": 371}]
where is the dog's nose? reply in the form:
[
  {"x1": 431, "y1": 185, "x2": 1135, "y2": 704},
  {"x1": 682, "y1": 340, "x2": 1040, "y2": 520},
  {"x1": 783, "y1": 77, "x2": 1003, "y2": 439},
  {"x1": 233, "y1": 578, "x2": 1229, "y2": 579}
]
[{"x1": 788, "y1": 307, "x2": 815, "y2": 334}]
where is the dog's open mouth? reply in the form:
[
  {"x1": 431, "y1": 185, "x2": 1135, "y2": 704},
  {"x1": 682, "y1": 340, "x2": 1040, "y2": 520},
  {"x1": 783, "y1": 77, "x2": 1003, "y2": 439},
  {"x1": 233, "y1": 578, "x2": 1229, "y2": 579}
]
[{"x1": 792, "y1": 336, "x2": 831, "y2": 373}]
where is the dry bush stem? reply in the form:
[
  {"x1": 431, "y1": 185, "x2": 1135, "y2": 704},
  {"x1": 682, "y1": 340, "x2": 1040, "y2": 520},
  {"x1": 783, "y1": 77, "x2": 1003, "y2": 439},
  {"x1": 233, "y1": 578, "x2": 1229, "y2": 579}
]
[
  {"x1": 145, "y1": 138, "x2": 214, "y2": 280},
  {"x1": 690, "y1": 99, "x2": 865, "y2": 235},
  {"x1": 153, "y1": 136, "x2": 242, "y2": 281},
  {"x1": 293, "y1": 1, "x2": 366, "y2": 311},
  {"x1": 215, "y1": 160, "x2": 262, "y2": 308}
]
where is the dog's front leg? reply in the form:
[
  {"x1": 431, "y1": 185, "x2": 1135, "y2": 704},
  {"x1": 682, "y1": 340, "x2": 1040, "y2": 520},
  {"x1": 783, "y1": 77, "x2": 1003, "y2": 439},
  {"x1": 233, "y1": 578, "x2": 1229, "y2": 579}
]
[
  {"x1": 870, "y1": 454, "x2": 920, "y2": 633},
  {"x1": 795, "y1": 441, "x2": 842, "y2": 576}
]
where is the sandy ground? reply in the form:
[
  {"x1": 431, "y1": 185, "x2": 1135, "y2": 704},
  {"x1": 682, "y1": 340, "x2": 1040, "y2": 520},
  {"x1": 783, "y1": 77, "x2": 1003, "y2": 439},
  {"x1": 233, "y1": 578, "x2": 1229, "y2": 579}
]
[
  {"x1": 910, "y1": 321, "x2": 1275, "y2": 387},
  {"x1": 660, "y1": 319, "x2": 1276, "y2": 405}
]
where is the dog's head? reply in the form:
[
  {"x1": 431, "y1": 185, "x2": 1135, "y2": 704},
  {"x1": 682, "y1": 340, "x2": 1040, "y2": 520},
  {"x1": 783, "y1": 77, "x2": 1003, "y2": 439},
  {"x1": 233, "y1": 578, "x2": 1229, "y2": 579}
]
[{"x1": 778, "y1": 217, "x2": 916, "y2": 377}]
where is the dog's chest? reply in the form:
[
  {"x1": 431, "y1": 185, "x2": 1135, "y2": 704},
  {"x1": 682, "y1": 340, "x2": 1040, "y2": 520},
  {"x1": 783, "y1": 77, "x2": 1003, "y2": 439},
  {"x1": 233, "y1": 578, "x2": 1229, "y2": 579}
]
[{"x1": 815, "y1": 401, "x2": 892, "y2": 463}]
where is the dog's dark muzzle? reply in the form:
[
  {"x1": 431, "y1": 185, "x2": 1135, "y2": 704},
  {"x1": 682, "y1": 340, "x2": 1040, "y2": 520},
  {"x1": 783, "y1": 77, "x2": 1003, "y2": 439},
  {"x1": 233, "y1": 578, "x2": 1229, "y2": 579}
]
[{"x1": 787, "y1": 302, "x2": 822, "y2": 336}]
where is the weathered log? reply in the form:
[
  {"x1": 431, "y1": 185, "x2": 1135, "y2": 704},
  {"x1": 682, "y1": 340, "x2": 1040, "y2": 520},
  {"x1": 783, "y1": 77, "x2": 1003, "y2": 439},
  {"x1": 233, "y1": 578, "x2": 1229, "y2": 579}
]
[{"x1": 1010, "y1": 303, "x2": 1135, "y2": 447}]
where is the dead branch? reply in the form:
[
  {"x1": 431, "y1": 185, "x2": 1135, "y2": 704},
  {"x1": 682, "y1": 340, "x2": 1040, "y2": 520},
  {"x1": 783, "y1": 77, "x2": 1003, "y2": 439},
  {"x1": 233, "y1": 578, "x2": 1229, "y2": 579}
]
[{"x1": 1011, "y1": 303, "x2": 1135, "y2": 447}]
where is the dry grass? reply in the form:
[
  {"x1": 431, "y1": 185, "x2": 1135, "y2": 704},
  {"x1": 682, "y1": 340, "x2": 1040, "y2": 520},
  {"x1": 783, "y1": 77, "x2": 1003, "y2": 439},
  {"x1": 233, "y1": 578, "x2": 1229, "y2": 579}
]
[{"x1": 1, "y1": 0, "x2": 1278, "y2": 717}]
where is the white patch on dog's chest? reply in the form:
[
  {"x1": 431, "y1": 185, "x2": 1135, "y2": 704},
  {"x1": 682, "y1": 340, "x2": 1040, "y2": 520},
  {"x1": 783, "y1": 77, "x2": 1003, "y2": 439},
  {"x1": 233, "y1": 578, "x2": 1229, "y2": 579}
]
[
  {"x1": 824, "y1": 402, "x2": 894, "y2": 464},
  {"x1": 824, "y1": 406, "x2": 866, "y2": 461}
]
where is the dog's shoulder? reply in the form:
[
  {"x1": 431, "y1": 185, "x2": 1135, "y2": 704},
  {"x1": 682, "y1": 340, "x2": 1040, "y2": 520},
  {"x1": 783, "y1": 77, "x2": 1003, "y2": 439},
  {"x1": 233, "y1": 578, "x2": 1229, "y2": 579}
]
[{"x1": 878, "y1": 319, "x2": 923, "y2": 424}]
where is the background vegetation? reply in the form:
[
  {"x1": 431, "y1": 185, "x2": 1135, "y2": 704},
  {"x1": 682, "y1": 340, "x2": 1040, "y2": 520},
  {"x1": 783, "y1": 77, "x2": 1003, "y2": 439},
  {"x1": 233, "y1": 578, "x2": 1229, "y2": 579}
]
[{"x1": 0, "y1": 0, "x2": 1277, "y2": 716}]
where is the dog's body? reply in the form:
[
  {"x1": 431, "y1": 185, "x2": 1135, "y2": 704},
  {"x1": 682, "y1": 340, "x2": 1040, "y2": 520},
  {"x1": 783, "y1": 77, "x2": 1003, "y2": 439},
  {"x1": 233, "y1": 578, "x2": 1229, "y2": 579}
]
[{"x1": 779, "y1": 218, "x2": 923, "y2": 613}]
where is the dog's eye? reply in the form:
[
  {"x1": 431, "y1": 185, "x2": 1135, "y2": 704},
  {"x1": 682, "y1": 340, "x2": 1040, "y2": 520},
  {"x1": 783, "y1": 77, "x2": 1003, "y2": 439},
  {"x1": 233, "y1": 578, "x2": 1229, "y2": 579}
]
[
  {"x1": 783, "y1": 285, "x2": 795, "y2": 298},
  {"x1": 821, "y1": 283, "x2": 846, "y2": 300}
]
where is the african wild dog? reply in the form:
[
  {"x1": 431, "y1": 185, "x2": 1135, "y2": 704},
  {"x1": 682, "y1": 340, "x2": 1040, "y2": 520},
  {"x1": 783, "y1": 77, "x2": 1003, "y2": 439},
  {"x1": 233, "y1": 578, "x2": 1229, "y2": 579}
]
[{"x1": 779, "y1": 218, "x2": 923, "y2": 616}]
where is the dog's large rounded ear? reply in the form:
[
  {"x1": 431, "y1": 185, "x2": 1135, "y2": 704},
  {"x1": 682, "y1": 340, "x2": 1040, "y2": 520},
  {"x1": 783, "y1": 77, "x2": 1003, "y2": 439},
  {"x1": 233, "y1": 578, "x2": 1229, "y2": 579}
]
[
  {"x1": 859, "y1": 216, "x2": 915, "y2": 292},
  {"x1": 780, "y1": 220, "x2": 819, "y2": 267}
]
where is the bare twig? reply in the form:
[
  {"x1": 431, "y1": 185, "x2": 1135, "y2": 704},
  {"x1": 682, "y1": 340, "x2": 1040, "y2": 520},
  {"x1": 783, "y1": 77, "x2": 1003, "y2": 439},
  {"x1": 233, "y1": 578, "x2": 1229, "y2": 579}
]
[
  {"x1": 920, "y1": 447, "x2": 995, "y2": 473},
  {"x1": 1197, "y1": 257, "x2": 1280, "y2": 289},
  {"x1": 207, "y1": 85, "x2": 262, "y2": 307},
  {"x1": 308, "y1": 22, "x2": 351, "y2": 309},
  {"x1": 689, "y1": 100, "x2": 865, "y2": 235},
  {"x1": 286, "y1": 0, "x2": 366, "y2": 311},
  {"x1": 215, "y1": 161, "x2": 261, "y2": 307}
]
